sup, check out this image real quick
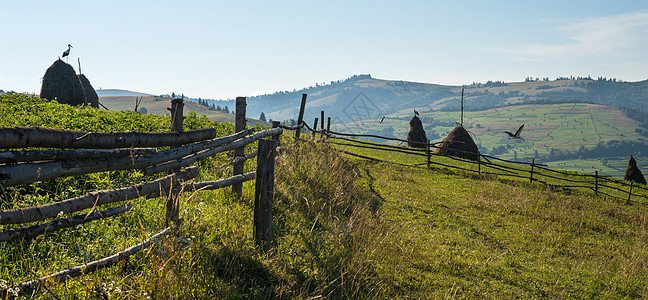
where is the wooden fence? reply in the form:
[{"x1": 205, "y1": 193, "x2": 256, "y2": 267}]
[
  {"x1": 0, "y1": 98, "x2": 281, "y2": 296},
  {"x1": 281, "y1": 94, "x2": 648, "y2": 205}
]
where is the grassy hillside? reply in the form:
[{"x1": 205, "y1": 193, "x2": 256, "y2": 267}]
[
  {"x1": 2, "y1": 93, "x2": 647, "y2": 298},
  {"x1": 229, "y1": 74, "x2": 648, "y2": 123},
  {"x1": 337, "y1": 102, "x2": 648, "y2": 179}
]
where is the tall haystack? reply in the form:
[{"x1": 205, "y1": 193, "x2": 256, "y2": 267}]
[
  {"x1": 78, "y1": 74, "x2": 99, "y2": 108},
  {"x1": 407, "y1": 115, "x2": 427, "y2": 149},
  {"x1": 40, "y1": 59, "x2": 87, "y2": 106},
  {"x1": 624, "y1": 155, "x2": 646, "y2": 185},
  {"x1": 436, "y1": 126, "x2": 479, "y2": 161}
]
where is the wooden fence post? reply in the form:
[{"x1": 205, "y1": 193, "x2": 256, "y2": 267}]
[
  {"x1": 312, "y1": 118, "x2": 318, "y2": 139},
  {"x1": 326, "y1": 117, "x2": 331, "y2": 138},
  {"x1": 254, "y1": 138, "x2": 277, "y2": 250},
  {"x1": 627, "y1": 181, "x2": 633, "y2": 204},
  {"x1": 478, "y1": 156, "x2": 481, "y2": 175},
  {"x1": 232, "y1": 96, "x2": 247, "y2": 197},
  {"x1": 594, "y1": 171, "x2": 598, "y2": 196},
  {"x1": 272, "y1": 121, "x2": 281, "y2": 142},
  {"x1": 320, "y1": 111, "x2": 325, "y2": 138},
  {"x1": 166, "y1": 98, "x2": 184, "y2": 226},
  {"x1": 426, "y1": 140, "x2": 431, "y2": 169},
  {"x1": 530, "y1": 159, "x2": 535, "y2": 183},
  {"x1": 295, "y1": 94, "x2": 307, "y2": 140}
]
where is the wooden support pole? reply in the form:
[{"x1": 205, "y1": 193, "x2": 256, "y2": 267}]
[
  {"x1": 594, "y1": 171, "x2": 599, "y2": 196},
  {"x1": 326, "y1": 117, "x2": 331, "y2": 138},
  {"x1": 312, "y1": 118, "x2": 319, "y2": 139},
  {"x1": 232, "y1": 96, "x2": 247, "y2": 197},
  {"x1": 272, "y1": 121, "x2": 281, "y2": 142},
  {"x1": 627, "y1": 181, "x2": 633, "y2": 204},
  {"x1": 426, "y1": 139, "x2": 431, "y2": 169},
  {"x1": 254, "y1": 139, "x2": 277, "y2": 250},
  {"x1": 320, "y1": 111, "x2": 325, "y2": 138},
  {"x1": 530, "y1": 159, "x2": 535, "y2": 183},
  {"x1": 167, "y1": 98, "x2": 184, "y2": 226},
  {"x1": 295, "y1": 93, "x2": 307, "y2": 140},
  {"x1": 170, "y1": 98, "x2": 184, "y2": 132},
  {"x1": 478, "y1": 156, "x2": 481, "y2": 175}
]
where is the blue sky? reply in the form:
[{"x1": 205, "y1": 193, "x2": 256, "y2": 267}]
[{"x1": 1, "y1": 0, "x2": 647, "y2": 99}]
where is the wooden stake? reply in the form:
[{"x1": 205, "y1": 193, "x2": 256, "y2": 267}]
[
  {"x1": 320, "y1": 111, "x2": 325, "y2": 138},
  {"x1": 295, "y1": 93, "x2": 307, "y2": 140},
  {"x1": 312, "y1": 118, "x2": 319, "y2": 139},
  {"x1": 627, "y1": 181, "x2": 633, "y2": 204},
  {"x1": 461, "y1": 87, "x2": 464, "y2": 126},
  {"x1": 272, "y1": 121, "x2": 281, "y2": 142},
  {"x1": 530, "y1": 158, "x2": 535, "y2": 183},
  {"x1": 326, "y1": 117, "x2": 331, "y2": 138},
  {"x1": 167, "y1": 98, "x2": 184, "y2": 225},
  {"x1": 254, "y1": 139, "x2": 277, "y2": 250},
  {"x1": 232, "y1": 97, "x2": 247, "y2": 197},
  {"x1": 594, "y1": 170, "x2": 598, "y2": 196}
]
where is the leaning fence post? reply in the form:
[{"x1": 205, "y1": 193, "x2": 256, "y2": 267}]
[
  {"x1": 232, "y1": 96, "x2": 247, "y2": 197},
  {"x1": 312, "y1": 117, "x2": 319, "y2": 139},
  {"x1": 166, "y1": 98, "x2": 184, "y2": 226},
  {"x1": 594, "y1": 171, "x2": 599, "y2": 196},
  {"x1": 254, "y1": 138, "x2": 277, "y2": 250},
  {"x1": 530, "y1": 159, "x2": 535, "y2": 183},
  {"x1": 295, "y1": 94, "x2": 307, "y2": 140},
  {"x1": 627, "y1": 181, "x2": 633, "y2": 204}
]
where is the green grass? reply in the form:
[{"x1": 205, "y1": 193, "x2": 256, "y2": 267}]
[{"x1": 2, "y1": 93, "x2": 648, "y2": 298}]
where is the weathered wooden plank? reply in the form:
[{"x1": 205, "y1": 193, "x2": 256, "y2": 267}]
[
  {"x1": 232, "y1": 96, "x2": 247, "y2": 196},
  {"x1": 0, "y1": 167, "x2": 199, "y2": 225},
  {"x1": 0, "y1": 129, "x2": 254, "y2": 187},
  {"x1": 0, "y1": 126, "x2": 219, "y2": 149},
  {"x1": 143, "y1": 127, "x2": 282, "y2": 176},
  {"x1": 0, "y1": 148, "x2": 156, "y2": 164},
  {"x1": 0, "y1": 205, "x2": 132, "y2": 242}
]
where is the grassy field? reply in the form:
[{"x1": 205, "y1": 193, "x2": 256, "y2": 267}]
[
  {"x1": 2, "y1": 94, "x2": 648, "y2": 298},
  {"x1": 336, "y1": 102, "x2": 646, "y2": 178}
]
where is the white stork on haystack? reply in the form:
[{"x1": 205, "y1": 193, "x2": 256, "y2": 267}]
[{"x1": 62, "y1": 44, "x2": 72, "y2": 61}]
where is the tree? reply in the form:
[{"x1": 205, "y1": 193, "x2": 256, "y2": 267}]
[
  {"x1": 259, "y1": 112, "x2": 267, "y2": 122},
  {"x1": 171, "y1": 92, "x2": 176, "y2": 98},
  {"x1": 223, "y1": 106, "x2": 229, "y2": 114}
]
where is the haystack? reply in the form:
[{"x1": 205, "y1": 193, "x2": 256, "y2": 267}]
[
  {"x1": 40, "y1": 59, "x2": 87, "y2": 106},
  {"x1": 436, "y1": 126, "x2": 479, "y2": 161},
  {"x1": 624, "y1": 155, "x2": 646, "y2": 185},
  {"x1": 78, "y1": 74, "x2": 99, "y2": 108},
  {"x1": 407, "y1": 116, "x2": 427, "y2": 149}
]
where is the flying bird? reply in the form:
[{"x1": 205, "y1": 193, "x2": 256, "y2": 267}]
[
  {"x1": 379, "y1": 116, "x2": 386, "y2": 123},
  {"x1": 414, "y1": 109, "x2": 419, "y2": 116},
  {"x1": 62, "y1": 44, "x2": 72, "y2": 61},
  {"x1": 504, "y1": 124, "x2": 525, "y2": 141}
]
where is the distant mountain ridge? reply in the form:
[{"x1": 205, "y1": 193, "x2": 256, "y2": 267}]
[{"x1": 98, "y1": 74, "x2": 648, "y2": 123}]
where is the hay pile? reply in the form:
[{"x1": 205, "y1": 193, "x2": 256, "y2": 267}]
[
  {"x1": 407, "y1": 116, "x2": 427, "y2": 149},
  {"x1": 78, "y1": 74, "x2": 99, "y2": 108},
  {"x1": 40, "y1": 59, "x2": 87, "y2": 106},
  {"x1": 624, "y1": 155, "x2": 646, "y2": 185},
  {"x1": 436, "y1": 126, "x2": 479, "y2": 161}
]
